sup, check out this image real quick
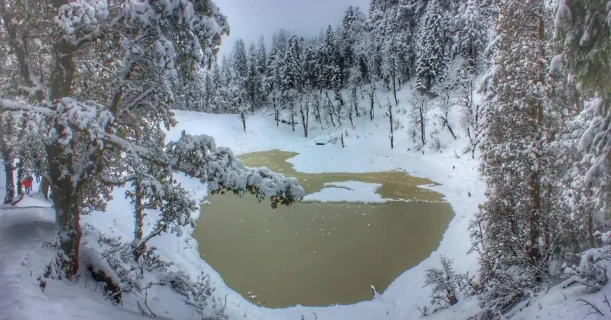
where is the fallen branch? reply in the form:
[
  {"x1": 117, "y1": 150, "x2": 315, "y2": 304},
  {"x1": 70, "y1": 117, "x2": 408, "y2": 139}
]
[{"x1": 577, "y1": 298, "x2": 604, "y2": 319}]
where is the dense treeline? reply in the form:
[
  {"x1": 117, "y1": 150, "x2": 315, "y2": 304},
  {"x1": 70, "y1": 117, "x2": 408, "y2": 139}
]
[{"x1": 177, "y1": 0, "x2": 493, "y2": 141}]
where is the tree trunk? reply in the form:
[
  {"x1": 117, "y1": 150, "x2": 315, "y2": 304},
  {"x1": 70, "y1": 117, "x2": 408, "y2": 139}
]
[
  {"x1": 300, "y1": 99, "x2": 308, "y2": 138},
  {"x1": 133, "y1": 181, "x2": 145, "y2": 260},
  {"x1": 419, "y1": 108, "x2": 426, "y2": 146},
  {"x1": 442, "y1": 115, "x2": 457, "y2": 140},
  {"x1": 290, "y1": 103, "x2": 295, "y2": 132},
  {"x1": 528, "y1": 7, "x2": 546, "y2": 266},
  {"x1": 51, "y1": 176, "x2": 82, "y2": 278},
  {"x1": 40, "y1": 178, "x2": 50, "y2": 199},
  {"x1": 352, "y1": 87, "x2": 359, "y2": 117},
  {"x1": 0, "y1": 117, "x2": 15, "y2": 204},
  {"x1": 388, "y1": 102, "x2": 394, "y2": 149},
  {"x1": 274, "y1": 96, "x2": 279, "y2": 127},
  {"x1": 241, "y1": 112, "x2": 246, "y2": 132},
  {"x1": 392, "y1": 76, "x2": 398, "y2": 106},
  {"x1": 16, "y1": 160, "x2": 23, "y2": 196},
  {"x1": 3, "y1": 161, "x2": 15, "y2": 204}
]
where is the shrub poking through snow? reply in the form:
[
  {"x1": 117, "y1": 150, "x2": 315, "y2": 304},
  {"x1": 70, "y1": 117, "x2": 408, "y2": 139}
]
[{"x1": 423, "y1": 255, "x2": 459, "y2": 310}]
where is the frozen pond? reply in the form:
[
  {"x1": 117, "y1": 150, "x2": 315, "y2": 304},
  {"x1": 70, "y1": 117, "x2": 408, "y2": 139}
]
[{"x1": 194, "y1": 150, "x2": 454, "y2": 308}]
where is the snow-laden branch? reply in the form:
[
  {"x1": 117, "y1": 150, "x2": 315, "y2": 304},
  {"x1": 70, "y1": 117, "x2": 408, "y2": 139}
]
[
  {"x1": 0, "y1": 99, "x2": 53, "y2": 114},
  {"x1": 166, "y1": 131, "x2": 305, "y2": 207},
  {"x1": 103, "y1": 130, "x2": 304, "y2": 207},
  {"x1": 99, "y1": 174, "x2": 137, "y2": 186}
]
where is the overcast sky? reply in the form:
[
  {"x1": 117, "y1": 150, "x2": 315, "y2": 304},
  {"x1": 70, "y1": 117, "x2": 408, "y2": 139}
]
[{"x1": 215, "y1": 0, "x2": 371, "y2": 57}]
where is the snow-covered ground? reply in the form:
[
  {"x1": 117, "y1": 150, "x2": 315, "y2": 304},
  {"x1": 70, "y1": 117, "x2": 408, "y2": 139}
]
[{"x1": 1, "y1": 83, "x2": 608, "y2": 320}]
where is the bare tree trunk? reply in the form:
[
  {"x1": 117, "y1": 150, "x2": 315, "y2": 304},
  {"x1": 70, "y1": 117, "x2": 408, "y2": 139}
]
[
  {"x1": 16, "y1": 160, "x2": 23, "y2": 196},
  {"x1": 387, "y1": 101, "x2": 394, "y2": 149},
  {"x1": 419, "y1": 107, "x2": 426, "y2": 146},
  {"x1": 274, "y1": 95, "x2": 279, "y2": 127},
  {"x1": 3, "y1": 161, "x2": 15, "y2": 204},
  {"x1": 40, "y1": 178, "x2": 50, "y2": 199},
  {"x1": 441, "y1": 114, "x2": 457, "y2": 140},
  {"x1": 241, "y1": 112, "x2": 247, "y2": 132},
  {"x1": 50, "y1": 167, "x2": 81, "y2": 278},
  {"x1": 367, "y1": 86, "x2": 375, "y2": 121},
  {"x1": 300, "y1": 95, "x2": 309, "y2": 138},
  {"x1": 325, "y1": 92, "x2": 336, "y2": 127},
  {"x1": 133, "y1": 181, "x2": 145, "y2": 260},
  {"x1": 528, "y1": 8, "x2": 546, "y2": 266},
  {"x1": 392, "y1": 76, "x2": 398, "y2": 106},
  {"x1": 352, "y1": 87, "x2": 359, "y2": 118},
  {"x1": 0, "y1": 118, "x2": 15, "y2": 204},
  {"x1": 290, "y1": 102, "x2": 295, "y2": 132}
]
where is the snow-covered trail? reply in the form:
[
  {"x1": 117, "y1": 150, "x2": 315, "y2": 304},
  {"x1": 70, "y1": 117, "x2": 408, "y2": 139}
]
[{"x1": 0, "y1": 205, "x2": 152, "y2": 320}]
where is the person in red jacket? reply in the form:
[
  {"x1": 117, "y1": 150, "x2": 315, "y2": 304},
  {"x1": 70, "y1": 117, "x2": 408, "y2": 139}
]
[{"x1": 23, "y1": 176, "x2": 33, "y2": 195}]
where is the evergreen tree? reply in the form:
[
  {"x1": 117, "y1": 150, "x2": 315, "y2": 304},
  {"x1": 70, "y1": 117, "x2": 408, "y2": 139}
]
[
  {"x1": 477, "y1": 0, "x2": 554, "y2": 312},
  {"x1": 453, "y1": 0, "x2": 487, "y2": 68},
  {"x1": 556, "y1": 0, "x2": 611, "y2": 224},
  {"x1": 246, "y1": 42, "x2": 261, "y2": 112},
  {"x1": 210, "y1": 61, "x2": 223, "y2": 113},
  {"x1": 282, "y1": 35, "x2": 305, "y2": 132},
  {"x1": 233, "y1": 39, "x2": 249, "y2": 80},
  {"x1": 415, "y1": 0, "x2": 447, "y2": 93},
  {"x1": 320, "y1": 25, "x2": 341, "y2": 90}
]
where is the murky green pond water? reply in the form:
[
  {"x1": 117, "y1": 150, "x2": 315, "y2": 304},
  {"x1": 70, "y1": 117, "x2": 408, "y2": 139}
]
[{"x1": 194, "y1": 150, "x2": 454, "y2": 308}]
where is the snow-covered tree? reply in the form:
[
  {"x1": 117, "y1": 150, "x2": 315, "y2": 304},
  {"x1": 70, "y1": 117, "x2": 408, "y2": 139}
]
[
  {"x1": 0, "y1": 0, "x2": 304, "y2": 281},
  {"x1": 476, "y1": 0, "x2": 556, "y2": 312},
  {"x1": 453, "y1": 0, "x2": 487, "y2": 68},
  {"x1": 246, "y1": 42, "x2": 262, "y2": 112},
  {"x1": 320, "y1": 26, "x2": 341, "y2": 90},
  {"x1": 415, "y1": 0, "x2": 447, "y2": 93},
  {"x1": 555, "y1": 0, "x2": 611, "y2": 228},
  {"x1": 408, "y1": 90, "x2": 429, "y2": 148}
]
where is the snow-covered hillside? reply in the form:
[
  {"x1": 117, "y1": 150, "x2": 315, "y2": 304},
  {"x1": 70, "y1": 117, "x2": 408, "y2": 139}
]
[{"x1": 1, "y1": 82, "x2": 610, "y2": 320}]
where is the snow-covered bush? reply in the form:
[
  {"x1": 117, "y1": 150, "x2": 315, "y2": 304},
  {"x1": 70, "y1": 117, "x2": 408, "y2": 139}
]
[
  {"x1": 423, "y1": 255, "x2": 459, "y2": 310},
  {"x1": 81, "y1": 224, "x2": 227, "y2": 318},
  {"x1": 563, "y1": 245, "x2": 611, "y2": 293}
]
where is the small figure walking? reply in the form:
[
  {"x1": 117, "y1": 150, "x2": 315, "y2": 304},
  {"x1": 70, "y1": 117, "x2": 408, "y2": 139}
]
[
  {"x1": 23, "y1": 176, "x2": 33, "y2": 195},
  {"x1": 34, "y1": 172, "x2": 41, "y2": 183}
]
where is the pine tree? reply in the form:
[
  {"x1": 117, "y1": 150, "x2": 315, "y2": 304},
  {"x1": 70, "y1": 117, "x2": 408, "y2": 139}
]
[
  {"x1": 210, "y1": 61, "x2": 223, "y2": 113},
  {"x1": 282, "y1": 35, "x2": 305, "y2": 132},
  {"x1": 453, "y1": 0, "x2": 487, "y2": 68},
  {"x1": 233, "y1": 39, "x2": 248, "y2": 80},
  {"x1": 477, "y1": 0, "x2": 552, "y2": 312},
  {"x1": 256, "y1": 36, "x2": 268, "y2": 104},
  {"x1": 246, "y1": 42, "x2": 261, "y2": 112},
  {"x1": 415, "y1": 0, "x2": 447, "y2": 93},
  {"x1": 320, "y1": 26, "x2": 341, "y2": 90}
]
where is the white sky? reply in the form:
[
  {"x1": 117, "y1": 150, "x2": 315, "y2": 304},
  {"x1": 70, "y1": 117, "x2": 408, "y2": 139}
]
[{"x1": 215, "y1": 0, "x2": 371, "y2": 56}]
